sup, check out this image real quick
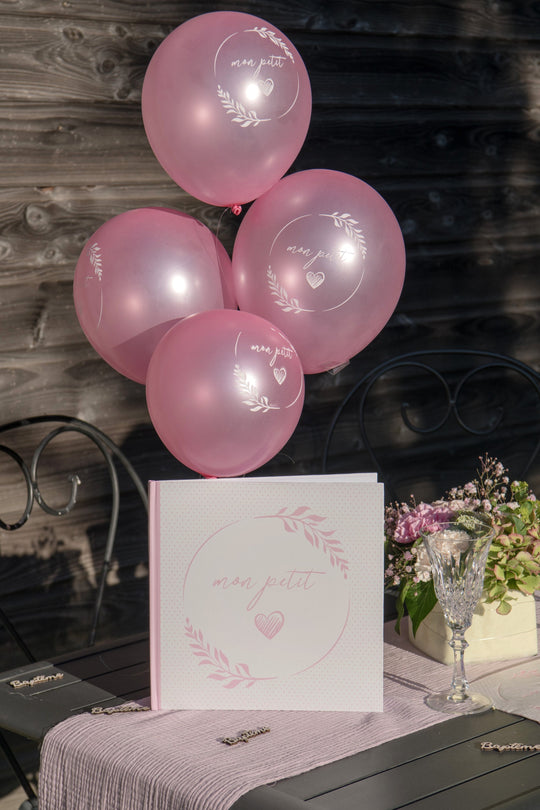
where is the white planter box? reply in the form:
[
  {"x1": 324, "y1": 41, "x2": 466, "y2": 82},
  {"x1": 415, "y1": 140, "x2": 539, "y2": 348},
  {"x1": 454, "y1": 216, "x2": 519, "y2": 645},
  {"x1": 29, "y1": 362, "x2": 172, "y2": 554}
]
[{"x1": 408, "y1": 592, "x2": 538, "y2": 664}]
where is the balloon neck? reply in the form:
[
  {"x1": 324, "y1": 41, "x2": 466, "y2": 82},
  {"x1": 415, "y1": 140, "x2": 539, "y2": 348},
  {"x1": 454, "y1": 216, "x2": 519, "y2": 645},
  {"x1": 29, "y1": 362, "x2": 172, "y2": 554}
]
[
  {"x1": 230, "y1": 204, "x2": 242, "y2": 216},
  {"x1": 327, "y1": 360, "x2": 350, "y2": 376}
]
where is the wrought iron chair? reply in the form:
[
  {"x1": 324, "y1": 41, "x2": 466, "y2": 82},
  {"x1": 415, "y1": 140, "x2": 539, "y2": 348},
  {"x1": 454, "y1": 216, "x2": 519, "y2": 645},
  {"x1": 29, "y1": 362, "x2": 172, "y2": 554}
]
[
  {"x1": 322, "y1": 350, "x2": 540, "y2": 504},
  {"x1": 0, "y1": 415, "x2": 148, "y2": 809}
]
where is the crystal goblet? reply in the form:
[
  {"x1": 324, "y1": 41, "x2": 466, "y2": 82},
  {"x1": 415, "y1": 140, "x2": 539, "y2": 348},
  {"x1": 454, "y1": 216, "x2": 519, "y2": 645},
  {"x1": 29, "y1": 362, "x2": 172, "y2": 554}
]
[{"x1": 422, "y1": 514, "x2": 495, "y2": 715}]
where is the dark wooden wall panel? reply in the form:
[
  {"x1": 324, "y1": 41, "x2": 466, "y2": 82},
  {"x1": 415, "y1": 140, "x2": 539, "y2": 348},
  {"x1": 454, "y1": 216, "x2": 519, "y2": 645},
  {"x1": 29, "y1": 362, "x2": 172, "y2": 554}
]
[{"x1": 1, "y1": 9, "x2": 539, "y2": 794}]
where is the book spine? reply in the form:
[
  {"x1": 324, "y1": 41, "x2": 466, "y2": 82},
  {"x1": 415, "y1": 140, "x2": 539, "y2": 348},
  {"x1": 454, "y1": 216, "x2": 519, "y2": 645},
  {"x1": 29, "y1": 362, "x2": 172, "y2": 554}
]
[{"x1": 148, "y1": 480, "x2": 162, "y2": 710}]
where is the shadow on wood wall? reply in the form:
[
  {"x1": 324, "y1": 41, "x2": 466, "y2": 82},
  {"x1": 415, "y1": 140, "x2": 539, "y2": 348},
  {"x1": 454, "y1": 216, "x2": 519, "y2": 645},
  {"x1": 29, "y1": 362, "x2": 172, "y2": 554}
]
[{"x1": 0, "y1": 4, "x2": 539, "y2": 791}]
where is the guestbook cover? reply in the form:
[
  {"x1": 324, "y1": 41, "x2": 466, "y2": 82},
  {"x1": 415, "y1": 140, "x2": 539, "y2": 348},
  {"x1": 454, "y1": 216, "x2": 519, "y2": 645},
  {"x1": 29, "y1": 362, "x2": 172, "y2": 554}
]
[{"x1": 149, "y1": 474, "x2": 384, "y2": 712}]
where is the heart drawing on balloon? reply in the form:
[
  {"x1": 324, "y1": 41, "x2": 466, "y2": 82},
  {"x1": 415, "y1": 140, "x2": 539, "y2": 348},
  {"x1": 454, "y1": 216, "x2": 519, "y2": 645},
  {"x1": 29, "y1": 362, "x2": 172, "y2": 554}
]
[
  {"x1": 255, "y1": 611, "x2": 285, "y2": 639},
  {"x1": 306, "y1": 270, "x2": 325, "y2": 289},
  {"x1": 273, "y1": 367, "x2": 287, "y2": 385},
  {"x1": 258, "y1": 78, "x2": 274, "y2": 96}
]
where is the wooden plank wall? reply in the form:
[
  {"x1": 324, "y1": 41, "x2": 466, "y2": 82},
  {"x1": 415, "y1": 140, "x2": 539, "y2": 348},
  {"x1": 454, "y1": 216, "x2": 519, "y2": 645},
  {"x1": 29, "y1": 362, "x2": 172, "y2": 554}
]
[{"x1": 1, "y1": 0, "x2": 539, "y2": 684}]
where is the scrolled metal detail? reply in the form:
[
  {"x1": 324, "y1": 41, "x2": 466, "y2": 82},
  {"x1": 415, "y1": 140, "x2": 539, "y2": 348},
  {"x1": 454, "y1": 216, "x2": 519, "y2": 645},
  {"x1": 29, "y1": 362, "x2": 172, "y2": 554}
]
[
  {"x1": 453, "y1": 363, "x2": 512, "y2": 436},
  {"x1": 0, "y1": 445, "x2": 33, "y2": 531},
  {"x1": 322, "y1": 350, "x2": 540, "y2": 500},
  {"x1": 30, "y1": 426, "x2": 83, "y2": 516},
  {"x1": 0, "y1": 415, "x2": 148, "y2": 651}
]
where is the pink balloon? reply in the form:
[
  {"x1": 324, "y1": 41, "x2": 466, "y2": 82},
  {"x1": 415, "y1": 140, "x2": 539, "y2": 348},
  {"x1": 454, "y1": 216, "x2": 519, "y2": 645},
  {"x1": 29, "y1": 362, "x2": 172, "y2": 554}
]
[
  {"x1": 146, "y1": 309, "x2": 305, "y2": 477},
  {"x1": 74, "y1": 207, "x2": 231, "y2": 384},
  {"x1": 232, "y1": 169, "x2": 406, "y2": 374},
  {"x1": 141, "y1": 12, "x2": 312, "y2": 207}
]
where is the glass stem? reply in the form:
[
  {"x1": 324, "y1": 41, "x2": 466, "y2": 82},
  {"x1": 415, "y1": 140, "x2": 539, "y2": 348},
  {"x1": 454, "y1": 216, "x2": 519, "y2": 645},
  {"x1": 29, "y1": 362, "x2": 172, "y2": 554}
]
[{"x1": 449, "y1": 627, "x2": 469, "y2": 701}]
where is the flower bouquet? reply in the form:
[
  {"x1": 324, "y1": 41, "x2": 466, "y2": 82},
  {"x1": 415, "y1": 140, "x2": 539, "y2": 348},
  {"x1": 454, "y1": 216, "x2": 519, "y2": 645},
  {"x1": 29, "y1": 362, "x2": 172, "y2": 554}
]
[{"x1": 385, "y1": 456, "x2": 540, "y2": 637}]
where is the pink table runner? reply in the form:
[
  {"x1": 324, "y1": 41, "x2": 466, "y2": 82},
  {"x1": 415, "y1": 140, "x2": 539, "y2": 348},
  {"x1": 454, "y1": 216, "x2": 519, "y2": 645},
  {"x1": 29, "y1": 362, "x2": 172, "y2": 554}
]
[{"x1": 39, "y1": 596, "x2": 539, "y2": 810}]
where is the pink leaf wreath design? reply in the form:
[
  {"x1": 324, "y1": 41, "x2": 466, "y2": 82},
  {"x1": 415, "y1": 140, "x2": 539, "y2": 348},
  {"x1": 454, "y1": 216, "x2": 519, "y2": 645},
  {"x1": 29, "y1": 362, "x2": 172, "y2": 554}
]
[
  {"x1": 184, "y1": 619, "x2": 272, "y2": 689},
  {"x1": 274, "y1": 506, "x2": 349, "y2": 578}
]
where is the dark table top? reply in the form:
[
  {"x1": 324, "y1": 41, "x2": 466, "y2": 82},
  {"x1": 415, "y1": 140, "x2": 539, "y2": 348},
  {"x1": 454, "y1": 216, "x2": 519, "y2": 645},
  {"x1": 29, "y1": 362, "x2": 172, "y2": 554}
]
[{"x1": 1, "y1": 634, "x2": 538, "y2": 809}]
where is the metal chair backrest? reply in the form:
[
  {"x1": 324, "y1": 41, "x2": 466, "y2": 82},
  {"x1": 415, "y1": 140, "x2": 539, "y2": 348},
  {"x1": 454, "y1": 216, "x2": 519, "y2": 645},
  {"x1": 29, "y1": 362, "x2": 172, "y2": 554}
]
[
  {"x1": 0, "y1": 415, "x2": 148, "y2": 661},
  {"x1": 322, "y1": 350, "x2": 540, "y2": 503},
  {"x1": 0, "y1": 415, "x2": 148, "y2": 808}
]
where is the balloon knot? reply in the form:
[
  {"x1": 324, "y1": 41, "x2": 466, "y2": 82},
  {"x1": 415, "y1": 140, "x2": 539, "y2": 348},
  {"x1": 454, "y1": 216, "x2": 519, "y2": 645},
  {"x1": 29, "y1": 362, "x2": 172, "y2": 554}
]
[{"x1": 230, "y1": 204, "x2": 242, "y2": 216}]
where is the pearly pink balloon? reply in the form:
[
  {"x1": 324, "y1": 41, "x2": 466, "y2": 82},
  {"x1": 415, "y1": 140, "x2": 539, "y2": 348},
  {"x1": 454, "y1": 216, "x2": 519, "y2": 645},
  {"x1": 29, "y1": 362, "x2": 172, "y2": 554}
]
[
  {"x1": 141, "y1": 11, "x2": 312, "y2": 207},
  {"x1": 74, "y1": 207, "x2": 231, "y2": 384},
  {"x1": 232, "y1": 169, "x2": 406, "y2": 374},
  {"x1": 146, "y1": 309, "x2": 305, "y2": 477}
]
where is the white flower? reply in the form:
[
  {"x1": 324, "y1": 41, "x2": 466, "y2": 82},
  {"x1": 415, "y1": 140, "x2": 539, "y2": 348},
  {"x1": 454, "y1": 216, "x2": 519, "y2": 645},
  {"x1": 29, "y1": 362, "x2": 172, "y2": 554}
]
[
  {"x1": 448, "y1": 499, "x2": 468, "y2": 511},
  {"x1": 414, "y1": 543, "x2": 432, "y2": 582}
]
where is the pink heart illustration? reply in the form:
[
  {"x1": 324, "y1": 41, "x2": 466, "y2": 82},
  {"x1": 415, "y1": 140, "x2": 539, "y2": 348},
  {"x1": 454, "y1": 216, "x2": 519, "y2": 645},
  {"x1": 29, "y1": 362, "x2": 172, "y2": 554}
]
[
  {"x1": 255, "y1": 611, "x2": 284, "y2": 639},
  {"x1": 273, "y1": 367, "x2": 287, "y2": 385},
  {"x1": 306, "y1": 270, "x2": 325, "y2": 289}
]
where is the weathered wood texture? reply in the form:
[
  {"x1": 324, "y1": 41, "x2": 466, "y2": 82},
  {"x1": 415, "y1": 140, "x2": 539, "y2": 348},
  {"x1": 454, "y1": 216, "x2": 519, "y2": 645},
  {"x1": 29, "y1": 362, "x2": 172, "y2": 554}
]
[{"x1": 0, "y1": 6, "x2": 539, "y2": 788}]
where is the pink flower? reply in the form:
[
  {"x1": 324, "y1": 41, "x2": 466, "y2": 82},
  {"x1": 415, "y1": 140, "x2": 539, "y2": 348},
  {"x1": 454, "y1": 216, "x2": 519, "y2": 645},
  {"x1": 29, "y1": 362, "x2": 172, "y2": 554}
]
[{"x1": 393, "y1": 501, "x2": 454, "y2": 545}]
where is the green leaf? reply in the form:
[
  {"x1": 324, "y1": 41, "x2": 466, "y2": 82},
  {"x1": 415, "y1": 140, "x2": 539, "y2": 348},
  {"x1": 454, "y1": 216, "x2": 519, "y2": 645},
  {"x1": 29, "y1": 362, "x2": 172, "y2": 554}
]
[
  {"x1": 487, "y1": 582, "x2": 506, "y2": 600},
  {"x1": 405, "y1": 580, "x2": 438, "y2": 637},
  {"x1": 496, "y1": 600, "x2": 512, "y2": 616},
  {"x1": 512, "y1": 518, "x2": 526, "y2": 535},
  {"x1": 393, "y1": 581, "x2": 410, "y2": 635},
  {"x1": 511, "y1": 481, "x2": 529, "y2": 501},
  {"x1": 493, "y1": 563, "x2": 505, "y2": 581},
  {"x1": 517, "y1": 575, "x2": 540, "y2": 594}
]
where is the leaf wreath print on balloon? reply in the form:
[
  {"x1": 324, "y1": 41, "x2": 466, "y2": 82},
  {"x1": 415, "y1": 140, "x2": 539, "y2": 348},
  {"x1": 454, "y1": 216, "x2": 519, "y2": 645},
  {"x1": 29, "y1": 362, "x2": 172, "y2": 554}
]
[
  {"x1": 233, "y1": 364, "x2": 280, "y2": 412},
  {"x1": 215, "y1": 27, "x2": 296, "y2": 127},
  {"x1": 217, "y1": 86, "x2": 267, "y2": 127},
  {"x1": 265, "y1": 212, "x2": 368, "y2": 314},
  {"x1": 73, "y1": 207, "x2": 229, "y2": 384},
  {"x1": 250, "y1": 26, "x2": 295, "y2": 61},
  {"x1": 142, "y1": 12, "x2": 311, "y2": 206},
  {"x1": 87, "y1": 242, "x2": 103, "y2": 280},
  {"x1": 86, "y1": 241, "x2": 104, "y2": 328},
  {"x1": 326, "y1": 212, "x2": 368, "y2": 258},
  {"x1": 232, "y1": 169, "x2": 406, "y2": 373},
  {"x1": 145, "y1": 309, "x2": 304, "y2": 477},
  {"x1": 267, "y1": 268, "x2": 305, "y2": 313},
  {"x1": 213, "y1": 22, "x2": 303, "y2": 130}
]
